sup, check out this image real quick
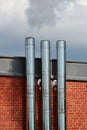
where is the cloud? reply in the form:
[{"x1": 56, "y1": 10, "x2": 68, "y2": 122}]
[
  {"x1": 26, "y1": 0, "x2": 87, "y2": 28},
  {"x1": 0, "y1": 0, "x2": 29, "y2": 56},
  {"x1": 0, "y1": 0, "x2": 28, "y2": 28},
  {"x1": 26, "y1": 1, "x2": 87, "y2": 60},
  {"x1": 0, "y1": 0, "x2": 87, "y2": 61},
  {"x1": 76, "y1": 0, "x2": 87, "y2": 6},
  {"x1": 26, "y1": 0, "x2": 74, "y2": 28}
]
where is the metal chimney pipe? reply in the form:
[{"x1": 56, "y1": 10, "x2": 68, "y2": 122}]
[
  {"x1": 56, "y1": 40, "x2": 66, "y2": 130},
  {"x1": 25, "y1": 37, "x2": 36, "y2": 130},
  {"x1": 41, "y1": 40, "x2": 51, "y2": 130}
]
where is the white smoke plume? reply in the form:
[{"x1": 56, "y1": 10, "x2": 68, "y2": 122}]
[{"x1": 26, "y1": 0, "x2": 75, "y2": 28}]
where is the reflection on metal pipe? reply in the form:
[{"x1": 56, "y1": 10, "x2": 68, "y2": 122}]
[
  {"x1": 53, "y1": 80, "x2": 57, "y2": 87},
  {"x1": 41, "y1": 40, "x2": 51, "y2": 130},
  {"x1": 25, "y1": 37, "x2": 35, "y2": 130},
  {"x1": 56, "y1": 40, "x2": 66, "y2": 130},
  {"x1": 37, "y1": 79, "x2": 42, "y2": 86}
]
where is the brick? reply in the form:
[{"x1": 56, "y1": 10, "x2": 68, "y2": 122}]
[
  {"x1": 0, "y1": 77, "x2": 87, "y2": 130},
  {"x1": 0, "y1": 77, "x2": 26, "y2": 130}
]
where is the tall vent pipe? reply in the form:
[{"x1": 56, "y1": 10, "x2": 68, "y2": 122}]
[
  {"x1": 25, "y1": 37, "x2": 36, "y2": 130},
  {"x1": 41, "y1": 40, "x2": 51, "y2": 130},
  {"x1": 56, "y1": 40, "x2": 66, "y2": 130}
]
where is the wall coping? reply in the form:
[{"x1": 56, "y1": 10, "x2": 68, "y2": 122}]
[{"x1": 0, "y1": 57, "x2": 87, "y2": 81}]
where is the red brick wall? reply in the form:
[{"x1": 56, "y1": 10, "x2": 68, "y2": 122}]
[
  {"x1": 35, "y1": 80, "x2": 87, "y2": 130},
  {"x1": 0, "y1": 77, "x2": 87, "y2": 130},
  {"x1": 50, "y1": 80, "x2": 58, "y2": 130},
  {"x1": 35, "y1": 81, "x2": 42, "y2": 130},
  {"x1": 0, "y1": 77, "x2": 26, "y2": 130},
  {"x1": 66, "y1": 81, "x2": 87, "y2": 130}
]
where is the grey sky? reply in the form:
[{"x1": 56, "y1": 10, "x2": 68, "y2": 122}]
[{"x1": 0, "y1": 0, "x2": 87, "y2": 61}]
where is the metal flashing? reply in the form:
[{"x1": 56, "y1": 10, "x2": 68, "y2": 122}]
[
  {"x1": 0, "y1": 57, "x2": 26, "y2": 77},
  {"x1": 0, "y1": 57, "x2": 87, "y2": 81},
  {"x1": 51, "y1": 60, "x2": 87, "y2": 81}
]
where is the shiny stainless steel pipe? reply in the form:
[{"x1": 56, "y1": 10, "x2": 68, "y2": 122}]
[
  {"x1": 56, "y1": 40, "x2": 66, "y2": 130},
  {"x1": 25, "y1": 37, "x2": 35, "y2": 130},
  {"x1": 41, "y1": 40, "x2": 51, "y2": 130}
]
